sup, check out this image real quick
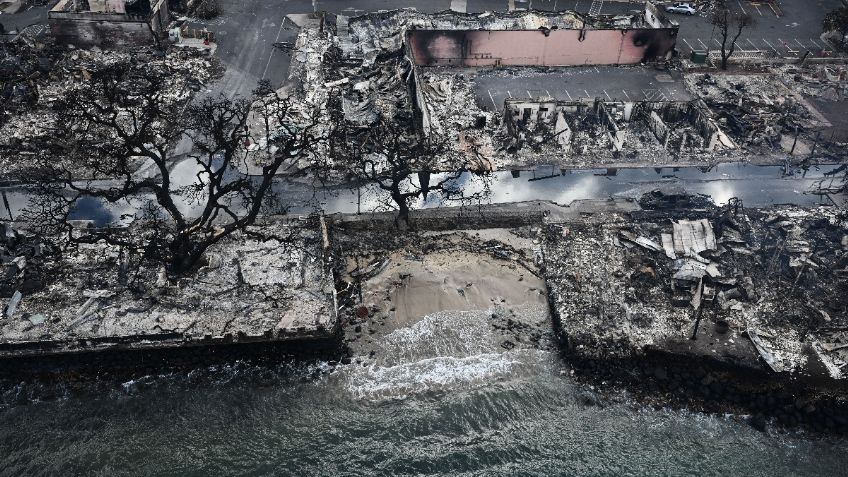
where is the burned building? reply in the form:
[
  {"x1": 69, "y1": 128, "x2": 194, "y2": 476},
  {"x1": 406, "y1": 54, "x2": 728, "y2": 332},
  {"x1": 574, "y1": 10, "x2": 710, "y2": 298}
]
[
  {"x1": 501, "y1": 98, "x2": 732, "y2": 158},
  {"x1": 279, "y1": 2, "x2": 845, "y2": 173},
  {"x1": 686, "y1": 72, "x2": 839, "y2": 158},
  {"x1": 544, "y1": 199, "x2": 848, "y2": 380},
  {"x1": 407, "y1": 2, "x2": 678, "y2": 67},
  {"x1": 49, "y1": 0, "x2": 170, "y2": 48},
  {"x1": 0, "y1": 217, "x2": 338, "y2": 359}
]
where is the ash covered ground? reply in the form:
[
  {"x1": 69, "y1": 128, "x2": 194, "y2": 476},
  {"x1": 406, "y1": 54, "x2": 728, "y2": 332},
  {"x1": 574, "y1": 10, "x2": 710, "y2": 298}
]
[
  {"x1": 0, "y1": 217, "x2": 335, "y2": 356},
  {"x1": 544, "y1": 194, "x2": 848, "y2": 380}
]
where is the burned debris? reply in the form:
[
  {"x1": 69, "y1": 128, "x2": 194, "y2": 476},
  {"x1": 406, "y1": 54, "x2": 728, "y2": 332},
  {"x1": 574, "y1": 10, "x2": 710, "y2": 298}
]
[
  {"x1": 686, "y1": 72, "x2": 839, "y2": 158},
  {"x1": 0, "y1": 39, "x2": 59, "y2": 126},
  {"x1": 0, "y1": 217, "x2": 336, "y2": 358},
  {"x1": 0, "y1": 43, "x2": 221, "y2": 180},
  {"x1": 544, "y1": 197, "x2": 848, "y2": 380},
  {"x1": 781, "y1": 64, "x2": 848, "y2": 102},
  {"x1": 283, "y1": 2, "x2": 847, "y2": 173},
  {"x1": 48, "y1": 0, "x2": 171, "y2": 48}
]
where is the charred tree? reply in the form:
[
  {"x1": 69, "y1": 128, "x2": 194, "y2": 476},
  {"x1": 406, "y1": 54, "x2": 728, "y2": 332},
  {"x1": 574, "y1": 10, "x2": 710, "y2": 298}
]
[
  {"x1": 710, "y1": 7, "x2": 754, "y2": 70},
  {"x1": 18, "y1": 65, "x2": 322, "y2": 277},
  {"x1": 330, "y1": 118, "x2": 489, "y2": 227}
]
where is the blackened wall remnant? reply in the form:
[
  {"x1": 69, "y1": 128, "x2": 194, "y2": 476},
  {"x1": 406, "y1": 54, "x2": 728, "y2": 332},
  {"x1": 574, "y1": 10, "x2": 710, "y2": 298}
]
[
  {"x1": 631, "y1": 29, "x2": 677, "y2": 62},
  {"x1": 407, "y1": 27, "x2": 677, "y2": 67},
  {"x1": 404, "y1": 2, "x2": 678, "y2": 66},
  {"x1": 48, "y1": 0, "x2": 170, "y2": 48}
]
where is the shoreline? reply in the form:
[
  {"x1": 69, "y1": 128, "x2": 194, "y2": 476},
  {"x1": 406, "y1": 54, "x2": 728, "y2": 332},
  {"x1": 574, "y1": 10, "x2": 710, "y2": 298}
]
[{"x1": 2, "y1": 199, "x2": 847, "y2": 434}]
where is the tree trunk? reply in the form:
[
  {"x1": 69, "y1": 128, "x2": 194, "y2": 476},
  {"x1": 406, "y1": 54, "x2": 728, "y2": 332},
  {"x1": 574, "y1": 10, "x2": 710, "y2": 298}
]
[
  {"x1": 167, "y1": 234, "x2": 205, "y2": 276},
  {"x1": 392, "y1": 192, "x2": 410, "y2": 229}
]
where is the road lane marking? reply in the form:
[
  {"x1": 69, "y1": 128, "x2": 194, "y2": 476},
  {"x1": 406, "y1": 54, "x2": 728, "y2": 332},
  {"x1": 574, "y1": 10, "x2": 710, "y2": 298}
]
[
  {"x1": 737, "y1": 0, "x2": 746, "y2": 14},
  {"x1": 488, "y1": 89, "x2": 498, "y2": 110},
  {"x1": 507, "y1": 90, "x2": 512, "y2": 98},
  {"x1": 682, "y1": 38, "x2": 694, "y2": 50},
  {"x1": 565, "y1": 89, "x2": 573, "y2": 100},
  {"x1": 261, "y1": 15, "x2": 288, "y2": 80},
  {"x1": 622, "y1": 89, "x2": 630, "y2": 100},
  {"x1": 584, "y1": 89, "x2": 590, "y2": 98},
  {"x1": 763, "y1": 38, "x2": 777, "y2": 52},
  {"x1": 779, "y1": 38, "x2": 797, "y2": 52},
  {"x1": 697, "y1": 38, "x2": 708, "y2": 49},
  {"x1": 810, "y1": 38, "x2": 823, "y2": 49},
  {"x1": 604, "y1": 89, "x2": 611, "y2": 100}
]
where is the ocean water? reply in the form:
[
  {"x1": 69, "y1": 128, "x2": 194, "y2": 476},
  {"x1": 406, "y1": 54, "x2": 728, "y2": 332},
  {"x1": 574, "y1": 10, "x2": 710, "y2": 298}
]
[{"x1": 1, "y1": 307, "x2": 847, "y2": 476}]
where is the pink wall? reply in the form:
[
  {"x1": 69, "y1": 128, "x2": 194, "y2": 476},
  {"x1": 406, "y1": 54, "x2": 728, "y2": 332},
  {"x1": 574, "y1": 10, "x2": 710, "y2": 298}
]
[{"x1": 408, "y1": 28, "x2": 677, "y2": 66}]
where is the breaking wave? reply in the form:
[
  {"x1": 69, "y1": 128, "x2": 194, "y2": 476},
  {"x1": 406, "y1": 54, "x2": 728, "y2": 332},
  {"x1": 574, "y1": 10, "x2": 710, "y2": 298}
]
[
  {"x1": 375, "y1": 310, "x2": 504, "y2": 364},
  {"x1": 342, "y1": 307, "x2": 554, "y2": 401},
  {"x1": 344, "y1": 350, "x2": 550, "y2": 401}
]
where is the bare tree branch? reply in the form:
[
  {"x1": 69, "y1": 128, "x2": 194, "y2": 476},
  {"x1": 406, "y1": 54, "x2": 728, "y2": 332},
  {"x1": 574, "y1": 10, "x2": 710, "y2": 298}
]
[{"x1": 20, "y1": 63, "x2": 324, "y2": 277}]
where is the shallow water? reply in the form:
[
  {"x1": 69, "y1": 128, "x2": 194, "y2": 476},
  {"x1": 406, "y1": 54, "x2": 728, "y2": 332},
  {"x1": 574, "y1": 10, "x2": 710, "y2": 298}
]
[
  {"x1": 1, "y1": 162, "x2": 843, "y2": 223},
  {"x1": 322, "y1": 163, "x2": 844, "y2": 214},
  {"x1": 1, "y1": 307, "x2": 847, "y2": 476}
]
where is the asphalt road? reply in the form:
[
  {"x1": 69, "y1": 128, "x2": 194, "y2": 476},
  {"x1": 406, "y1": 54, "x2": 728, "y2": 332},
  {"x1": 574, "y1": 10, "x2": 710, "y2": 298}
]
[{"x1": 0, "y1": 3, "x2": 50, "y2": 33}]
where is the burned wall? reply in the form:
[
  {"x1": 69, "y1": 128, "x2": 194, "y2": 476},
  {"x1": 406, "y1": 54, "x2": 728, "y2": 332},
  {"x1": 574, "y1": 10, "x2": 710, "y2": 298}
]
[
  {"x1": 407, "y1": 27, "x2": 677, "y2": 66},
  {"x1": 49, "y1": 18, "x2": 156, "y2": 48},
  {"x1": 48, "y1": 0, "x2": 168, "y2": 48},
  {"x1": 149, "y1": 0, "x2": 170, "y2": 35},
  {"x1": 501, "y1": 99, "x2": 727, "y2": 156}
]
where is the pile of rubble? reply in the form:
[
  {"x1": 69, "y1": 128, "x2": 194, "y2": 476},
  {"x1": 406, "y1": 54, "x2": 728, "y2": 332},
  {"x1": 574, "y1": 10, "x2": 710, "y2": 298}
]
[
  {"x1": 544, "y1": 196, "x2": 848, "y2": 380},
  {"x1": 0, "y1": 217, "x2": 337, "y2": 357},
  {"x1": 685, "y1": 73, "x2": 837, "y2": 158},
  {"x1": 416, "y1": 70, "x2": 496, "y2": 170},
  {"x1": 0, "y1": 223, "x2": 59, "y2": 323},
  {"x1": 0, "y1": 44, "x2": 222, "y2": 180},
  {"x1": 284, "y1": 7, "x2": 848, "y2": 172},
  {"x1": 778, "y1": 65, "x2": 848, "y2": 102},
  {"x1": 0, "y1": 39, "x2": 63, "y2": 123}
]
